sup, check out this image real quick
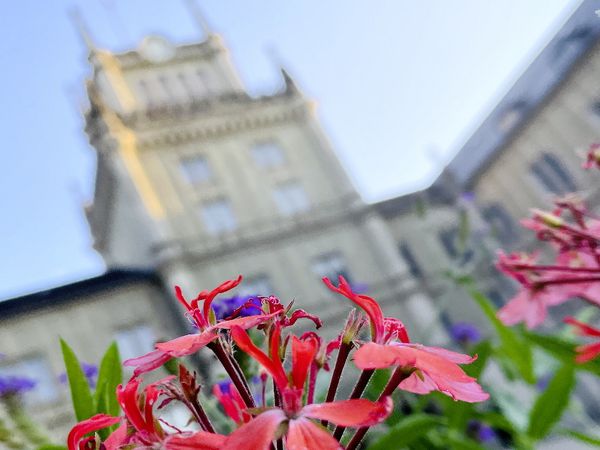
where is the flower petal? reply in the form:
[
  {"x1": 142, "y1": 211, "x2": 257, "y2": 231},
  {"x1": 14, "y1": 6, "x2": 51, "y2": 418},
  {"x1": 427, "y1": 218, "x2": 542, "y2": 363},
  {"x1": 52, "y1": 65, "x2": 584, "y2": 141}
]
[
  {"x1": 301, "y1": 397, "x2": 392, "y2": 427},
  {"x1": 564, "y1": 317, "x2": 600, "y2": 337},
  {"x1": 291, "y1": 335, "x2": 318, "y2": 390},
  {"x1": 575, "y1": 342, "x2": 600, "y2": 363},
  {"x1": 223, "y1": 409, "x2": 286, "y2": 450},
  {"x1": 104, "y1": 422, "x2": 128, "y2": 450},
  {"x1": 165, "y1": 431, "x2": 228, "y2": 450},
  {"x1": 123, "y1": 349, "x2": 172, "y2": 376},
  {"x1": 323, "y1": 276, "x2": 385, "y2": 343},
  {"x1": 286, "y1": 417, "x2": 342, "y2": 450},
  {"x1": 155, "y1": 332, "x2": 219, "y2": 357},
  {"x1": 230, "y1": 326, "x2": 288, "y2": 390},
  {"x1": 67, "y1": 414, "x2": 120, "y2": 450},
  {"x1": 214, "y1": 310, "x2": 282, "y2": 330}
]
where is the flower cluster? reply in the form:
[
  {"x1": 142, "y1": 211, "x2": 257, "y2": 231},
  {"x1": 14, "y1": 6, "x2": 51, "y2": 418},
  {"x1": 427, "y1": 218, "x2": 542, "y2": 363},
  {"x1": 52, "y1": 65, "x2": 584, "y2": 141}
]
[
  {"x1": 67, "y1": 276, "x2": 487, "y2": 450},
  {"x1": 0, "y1": 375, "x2": 36, "y2": 398},
  {"x1": 496, "y1": 148, "x2": 600, "y2": 363}
]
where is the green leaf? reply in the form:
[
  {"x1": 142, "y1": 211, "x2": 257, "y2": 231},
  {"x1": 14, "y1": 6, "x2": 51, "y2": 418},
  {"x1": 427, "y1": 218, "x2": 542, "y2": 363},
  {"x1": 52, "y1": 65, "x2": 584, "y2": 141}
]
[
  {"x1": 469, "y1": 289, "x2": 535, "y2": 383},
  {"x1": 60, "y1": 339, "x2": 95, "y2": 421},
  {"x1": 527, "y1": 363, "x2": 575, "y2": 440},
  {"x1": 463, "y1": 340, "x2": 492, "y2": 379},
  {"x1": 36, "y1": 446, "x2": 68, "y2": 450},
  {"x1": 94, "y1": 342, "x2": 122, "y2": 417},
  {"x1": 523, "y1": 332, "x2": 600, "y2": 376},
  {"x1": 367, "y1": 414, "x2": 445, "y2": 450},
  {"x1": 561, "y1": 429, "x2": 600, "y2": 447}
]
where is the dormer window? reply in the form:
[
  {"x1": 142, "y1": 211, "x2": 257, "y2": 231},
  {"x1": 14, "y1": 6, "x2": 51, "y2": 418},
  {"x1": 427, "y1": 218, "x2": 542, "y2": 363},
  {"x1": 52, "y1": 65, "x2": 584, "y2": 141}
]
[{"x1": 530, "y1": 152, "x2": 577, "y2": 195}]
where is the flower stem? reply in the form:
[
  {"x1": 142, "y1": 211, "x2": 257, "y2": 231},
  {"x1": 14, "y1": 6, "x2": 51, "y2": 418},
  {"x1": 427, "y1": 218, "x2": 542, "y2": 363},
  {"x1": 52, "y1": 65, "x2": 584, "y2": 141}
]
[
  {"x1": 208, "y1": 341, "x2": 255, "y2": 408},
  {"x1": 512, "y1": 264, "x2": 600, "y2": 273},
  {"x1": 346, "y1": 367, "x2": 413, "y2": 450},
  {"x1": 332, "y1": 369, "x2": 374, "y2": 439},
  {"x1": 321, "y1": 341, "x2": 353, "y2": 428}
]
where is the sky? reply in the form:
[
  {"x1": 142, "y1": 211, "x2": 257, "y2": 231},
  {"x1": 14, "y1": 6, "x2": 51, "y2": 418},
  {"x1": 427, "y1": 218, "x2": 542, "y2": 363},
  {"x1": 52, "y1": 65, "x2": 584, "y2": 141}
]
[{"x1": 0, "y1": 0, "x2": 582, "y2": 298}]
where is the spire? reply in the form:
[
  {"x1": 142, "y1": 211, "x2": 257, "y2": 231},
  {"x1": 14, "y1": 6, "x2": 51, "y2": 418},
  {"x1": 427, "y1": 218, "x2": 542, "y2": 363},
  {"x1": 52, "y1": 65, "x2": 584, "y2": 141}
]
[
  {"x1": 280, "y1": 67, "x2": 300, "y2": 95},
  {"x1": 68, "y1": 7, "x2": 96, "y2": 53},
  {"x1": 183, "y1": 0, "x2": 212, "y2": 39}
]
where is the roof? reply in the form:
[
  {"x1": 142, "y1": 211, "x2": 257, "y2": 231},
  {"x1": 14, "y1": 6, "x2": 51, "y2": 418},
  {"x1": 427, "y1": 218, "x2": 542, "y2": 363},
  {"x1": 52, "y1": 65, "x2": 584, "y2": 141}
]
[
  {"x1": 445, "y1": 0, "x2": 600, "y2": 188},
  {"x1": 0, "y1": 269, "x2": 161, "y2": 319}
]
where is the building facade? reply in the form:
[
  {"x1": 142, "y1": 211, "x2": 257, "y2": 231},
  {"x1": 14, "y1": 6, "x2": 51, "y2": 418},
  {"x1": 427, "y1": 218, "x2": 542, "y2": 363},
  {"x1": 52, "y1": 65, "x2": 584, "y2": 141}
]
[{"x1": 2, "y1": 0, "x2": 600, "y2": 442}]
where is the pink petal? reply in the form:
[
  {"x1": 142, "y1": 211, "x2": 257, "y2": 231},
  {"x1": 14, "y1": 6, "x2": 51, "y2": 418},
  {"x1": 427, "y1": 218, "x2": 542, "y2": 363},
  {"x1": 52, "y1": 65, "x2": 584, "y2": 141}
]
[
  {"x1": 104, "y1": 422, "x2": 128, "y2": 450},
  {"x1": 123, "y1": 349, "x2": 172, "y2": 376},
  {"x1": 301, "y1": 398, "x2": 392, "y2": 427},
  {"x1": 353, "y1": 342, "x2": 416, "y2": 370},
  {"x1": 412, "y1": 345, "x2": 476, "y2": 364},
  {"x1": 165, "y1": 431, "x2": 228, "y2": 450},
  {"x1": 497, "y1": 290, "x2": 546, "y2": 329},
  {"x1": 223, "y1": 409, "x2": 286, "y2": 450},
  {"x1": 286, "y1": 417, "x2": 342, "y2": 450},
  {"x1": 155, "y1": 332, "x2": 219, "y2": 357},
  {"x1": 214, "y1": 310, "x2": 282, "y2": 330}
]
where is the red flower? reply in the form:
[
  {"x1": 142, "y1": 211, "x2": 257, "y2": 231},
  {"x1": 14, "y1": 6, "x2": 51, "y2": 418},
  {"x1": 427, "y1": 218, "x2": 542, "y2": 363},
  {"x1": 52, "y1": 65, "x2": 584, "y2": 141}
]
[
  {"x1": 323, "y1": 276, "x2": 409, "y2": 344},
  {"x1": 564, "y1": 317, "x2": 600, "y2": 363},
  {"x1": 124, "y1": 277, "x2": 284, "y2": 376},
  {"x1": 213, "y1": 381, "x2": 251, "y2": 425},
  {"x1": 225, "y1": 325, "x2": 392, "y2": 449},
  {"x1": 67, "y1": 414, "x2": 120, "y2": 450},
  {"x1": 353, "y1": 342, "x2": 489, "y2": 403},
  {"x1": 164, "y1": 431, "x2": 227, "y2": 450}
]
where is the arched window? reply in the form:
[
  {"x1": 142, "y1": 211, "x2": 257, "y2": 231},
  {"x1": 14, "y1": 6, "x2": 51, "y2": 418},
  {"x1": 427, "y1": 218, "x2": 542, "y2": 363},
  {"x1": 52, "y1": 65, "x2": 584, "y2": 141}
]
[{"x1": 530, "y1": 152, "x2": 577, "y2": 195}]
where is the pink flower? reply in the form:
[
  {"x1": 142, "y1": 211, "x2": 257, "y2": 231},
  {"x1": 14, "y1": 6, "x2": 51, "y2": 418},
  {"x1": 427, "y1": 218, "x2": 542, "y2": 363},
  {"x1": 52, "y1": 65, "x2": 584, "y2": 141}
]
[
  {"x1": 213, "y1": 381, "x2": 250, "y2": 425},
  {"x1": 324, "y1": 276, "x2": 486, "y2": 402},
  {"x1": 164, "y1": 431, "x2": 227, "y2": 450},
  {"x1": 497, "y1": 250, "x2": 600, "y2": 328},
  {"x1": 353, "y1": 342, "x2": 489, "y2": 403},
  {"x1": 564, "y1": 317, "x2": 600, "y2": 363},
  {"x1": 224, "y1": 325, "x2": 392, "y2": 450}
]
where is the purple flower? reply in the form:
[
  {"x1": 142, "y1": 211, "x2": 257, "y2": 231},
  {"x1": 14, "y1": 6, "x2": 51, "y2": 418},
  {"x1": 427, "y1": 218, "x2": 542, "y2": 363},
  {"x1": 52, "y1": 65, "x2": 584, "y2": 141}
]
[
  {"x1": 58, "y1": 362, "x2": 98, "y2": 388},
  {"x1": 536, "y1": 372, "x2": 552, "y2": 391},
  {"x1": 349, "y1": 282, "x2": 369, "y2": 294},
  {"x1": 467, "y1": 420, "x2": 496, "y2": 443},
  {"x1": 450, "y1": 322, "x2": 481, "y2": 345},
  {"x1": 212, "y1": 295, "x2": 262, "y2": 320},
  {"x1": 0, "y1": 375, "x2": 36, "y2": 397}
]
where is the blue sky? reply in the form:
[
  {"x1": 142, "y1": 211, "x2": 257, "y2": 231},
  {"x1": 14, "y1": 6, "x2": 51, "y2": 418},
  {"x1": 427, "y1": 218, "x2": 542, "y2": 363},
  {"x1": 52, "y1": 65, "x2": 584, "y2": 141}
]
[{"x1": 0, "y1": 0, "x2": 581, "y2": 298}]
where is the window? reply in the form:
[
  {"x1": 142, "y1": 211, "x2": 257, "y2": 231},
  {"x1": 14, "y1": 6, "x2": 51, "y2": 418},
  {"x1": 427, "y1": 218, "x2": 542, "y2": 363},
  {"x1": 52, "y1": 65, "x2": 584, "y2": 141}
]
[
  {"x1": 238, "y1": 275, "x2": 273, "y2": 297},
  {"x1": 200, "y1": 199, "x2": 237, "y2": 235},
  {"x1": 0, "y1": 356, "x2": 57, "y2": 405},
  {"x1": 272, "y1": 182, "x2": 310, "y2": 216},
  {"x1": 115, "y1": 325, "x2": 156, "y2": 363},
  {"x1": 482, "y1": 203, "x2": 518, "y2": 245},
  {"x1": 530, "y1": 152, "x2": 577, "y2": 195},
  {"x1": 312, "y1": 252, "x2": 351, "y2": 283},
  {"x1": 251, "y1": 143, "x2": 285, "y2": 168},
  {"x1": 180, "y1": 155, "x2": 212, "y2": 184},
  {"x1": 398, "y1": 241, "x2": 423, "y2": 279}
]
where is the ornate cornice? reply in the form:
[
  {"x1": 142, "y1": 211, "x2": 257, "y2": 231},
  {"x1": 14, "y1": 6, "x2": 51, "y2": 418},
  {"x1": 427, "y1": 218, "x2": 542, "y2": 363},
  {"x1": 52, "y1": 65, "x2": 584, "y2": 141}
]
[{"x1": 122, "y1": 93, "x2": 310, "y2": 150}]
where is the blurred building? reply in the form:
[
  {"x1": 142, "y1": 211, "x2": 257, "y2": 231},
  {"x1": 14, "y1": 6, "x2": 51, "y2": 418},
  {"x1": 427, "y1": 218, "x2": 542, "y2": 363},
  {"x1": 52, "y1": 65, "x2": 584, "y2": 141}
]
[{"x1": 1, "y1": 0, "x2": 600, "y2": 441}]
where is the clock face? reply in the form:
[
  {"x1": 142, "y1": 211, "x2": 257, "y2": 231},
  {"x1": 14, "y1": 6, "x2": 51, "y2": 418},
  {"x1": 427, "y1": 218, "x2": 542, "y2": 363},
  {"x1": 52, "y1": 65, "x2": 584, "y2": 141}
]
[{"x1": 139, "y1": 35, "x2": 175, "y2": 63}]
